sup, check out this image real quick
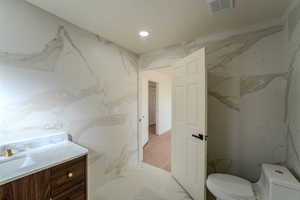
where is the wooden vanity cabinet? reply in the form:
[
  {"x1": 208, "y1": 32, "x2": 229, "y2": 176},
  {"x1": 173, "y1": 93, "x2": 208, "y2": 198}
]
[
  {"x1": 0, "y1": 155, "x2": 87, "y2": 200},
  {"x1": 0, "y1": 170, "x2": 51, "y2": 200}
]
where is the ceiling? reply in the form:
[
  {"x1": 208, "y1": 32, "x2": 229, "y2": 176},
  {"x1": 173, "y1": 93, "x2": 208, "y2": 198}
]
[
  {"x1": 155, "y1": 67, "x2": 175, "y2": 77},
  {"x1": 26, "y1": 0, "x2": 291, "y2": 54}
]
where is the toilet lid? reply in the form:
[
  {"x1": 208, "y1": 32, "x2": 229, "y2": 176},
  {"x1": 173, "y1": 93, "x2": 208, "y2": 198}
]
[{"x1": 207, "y1": 174, "x2": 255, "y2": 200}]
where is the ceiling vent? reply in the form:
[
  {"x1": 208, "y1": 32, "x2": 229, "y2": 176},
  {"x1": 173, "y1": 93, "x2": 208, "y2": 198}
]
[{"x1": 207, "y1": 0, "x2": 234, "y2": 13}]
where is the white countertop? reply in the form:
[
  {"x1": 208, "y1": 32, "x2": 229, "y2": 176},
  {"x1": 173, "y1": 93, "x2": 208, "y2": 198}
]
[{"x1": 0, "y1": 137, "x2": 88, "y2": 185}]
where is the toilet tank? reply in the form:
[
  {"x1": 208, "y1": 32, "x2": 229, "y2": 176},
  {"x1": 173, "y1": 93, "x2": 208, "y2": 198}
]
[{"x1": 257, "y1": 164, "x2": 300, "y2": 200}]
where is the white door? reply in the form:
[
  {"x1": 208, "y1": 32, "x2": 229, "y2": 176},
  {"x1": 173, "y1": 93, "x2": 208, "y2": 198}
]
[{"x1": 171, "y1": 48, "x2": 207, "y2": 200}]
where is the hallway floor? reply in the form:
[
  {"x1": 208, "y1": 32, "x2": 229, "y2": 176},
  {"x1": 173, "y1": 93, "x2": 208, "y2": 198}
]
[{"x1": 143, "y1": 125, "x2": 171, "y2": 172}]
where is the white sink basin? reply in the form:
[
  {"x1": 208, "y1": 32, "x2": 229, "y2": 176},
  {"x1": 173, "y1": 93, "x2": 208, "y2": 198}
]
[
  {"x1": 0, "y1": 136, "x2": 88, "y2": 186},
  {"x1": 0, "y1": 154, "x2": 26, "y2": 165},
  {"x1": 0, "y1": 155, "x2": 36, "y2": 176}
]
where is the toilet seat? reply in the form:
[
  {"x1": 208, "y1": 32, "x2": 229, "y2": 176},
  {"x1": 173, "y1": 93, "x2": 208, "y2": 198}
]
[{"x1": 207, "y1": 174, "x2": 256, "y2": 200}]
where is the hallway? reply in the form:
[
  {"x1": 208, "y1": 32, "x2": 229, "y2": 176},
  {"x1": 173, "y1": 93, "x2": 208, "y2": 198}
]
[{"x1": 143, "y1": 125, "x2": 171, "y2": 172}]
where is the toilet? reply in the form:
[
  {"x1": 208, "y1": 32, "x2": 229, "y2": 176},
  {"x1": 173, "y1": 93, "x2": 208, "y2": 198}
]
[{"x1": 207, "y1": 164, "x2": 300, "y2": 200}]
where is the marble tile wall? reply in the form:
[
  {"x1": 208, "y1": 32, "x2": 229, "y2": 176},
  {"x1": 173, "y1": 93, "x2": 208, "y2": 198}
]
[
  {"x1": 140, "y1": 25, "x2": 289, "y2": 181},
  {"x1": 0, "y1": 0, "x2": 138, "y2": 199},
  {"x1": 1, "y1": 2, "x2": 299, "y2": 200},
  {"x1": 286, "y1": 0, "x2": 300, "y2": 179}
]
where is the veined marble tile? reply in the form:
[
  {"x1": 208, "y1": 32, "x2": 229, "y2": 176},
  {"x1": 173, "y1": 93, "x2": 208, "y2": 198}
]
[
  {"x1": 285, "y1": 0, "x2": 300, "y2": 178},
  {"x1": 94, "y1": 164, "x2": 191, "y2": 200},
  {"x1": 206, "y1": 26, "x2": 287, "y2": 179},
  {"x1": 0, "y1": 131, "x2": 68, "y2": 152},
  {"x1": 241, "y1": 73, "x2": 288, "y2": 97},
  {"x1": 206, "y1": 26, "x2": 283, "y2": 74},
  {"x1": 288, "y1": 2, "x2": 300, "y2": 40},
  {"x1": 140, "y1": 25, "x2": 283, "y2": 71},
  {"x1": 0, "y1": 28, "x2": 63, "y2": 72},
  {"x1": 0, "y1": 1, "x2": 138, "y2": 199},
  {"x1": 208, "y1": 91, "x2": 240, "y2": 111}
]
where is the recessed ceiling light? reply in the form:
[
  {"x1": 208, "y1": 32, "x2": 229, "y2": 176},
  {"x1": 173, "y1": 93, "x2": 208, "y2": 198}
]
[{"x1": 139, "y1": 31, "x2": 149, "y2": 37}]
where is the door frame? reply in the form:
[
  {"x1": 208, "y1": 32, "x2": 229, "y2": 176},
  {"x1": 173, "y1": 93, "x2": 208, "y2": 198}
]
[
  {"x1": 148, "y1": 81, "x2": 159, "y2": 135},
  {"x1": 138, "y1": 67, "x2": 171, "y2": 164},
  {"x1": 137, "y1": 49, "x2": 207, "y2": 200}
]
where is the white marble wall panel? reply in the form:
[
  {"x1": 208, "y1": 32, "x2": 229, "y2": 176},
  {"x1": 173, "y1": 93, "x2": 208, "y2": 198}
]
[
  {"x1": 286, "y1": 0, "x2": 300, "y2": 179},
  {"x1": 140, "y1": 25, "x2": 288, "y2": 180},
  {"x1": 207, "y1": 30, "x2": 288, "y2": 181},
  {"x1": 0, "y1": 0, "x2": 138, "y2": 199}
]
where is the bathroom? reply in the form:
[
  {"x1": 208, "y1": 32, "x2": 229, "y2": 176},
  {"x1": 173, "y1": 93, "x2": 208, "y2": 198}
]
[{"x1": 0, "y1": 0, "x2": 300, "y2": 199}]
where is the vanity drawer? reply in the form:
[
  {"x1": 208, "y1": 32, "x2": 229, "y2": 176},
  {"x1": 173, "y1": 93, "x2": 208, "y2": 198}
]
[
  {"x1": 50, "y1": 156, "x2": 87, "y2": 196},
  {"x1": 52, "y1": 182, "x2": 85, "y2": 200}
]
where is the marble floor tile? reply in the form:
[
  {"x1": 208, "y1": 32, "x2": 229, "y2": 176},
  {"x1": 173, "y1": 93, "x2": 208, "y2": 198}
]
[{"x1": 95, "y1": 164, "x2": 192, "y2": 200}]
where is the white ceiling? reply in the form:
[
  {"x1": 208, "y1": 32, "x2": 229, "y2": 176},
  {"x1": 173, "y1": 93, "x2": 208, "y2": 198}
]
[
  {"x1": 26, "y1": 0, "x2": 291, "y2": 54},
  {"x1": 155, "y1": 67, "x2": 175, "y2": 77}
]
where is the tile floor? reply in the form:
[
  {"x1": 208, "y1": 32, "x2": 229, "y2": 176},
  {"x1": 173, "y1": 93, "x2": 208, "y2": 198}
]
[
  {"x1": 95, "y1": 164, "x2": 192, "y2": 200},
  {"x1": 96, "y1": 125, "x2": 214, "y2": 200},
  {"x1": 143, "y1": 125, "x2": 171, "y2": 171}
]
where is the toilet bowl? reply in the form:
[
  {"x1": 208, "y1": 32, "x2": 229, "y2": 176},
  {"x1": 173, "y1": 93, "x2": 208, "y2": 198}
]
[
  {"x1": 207, "y1": 173, "x2": 255, "y2": 200},
  {"x1": 207, "y1": 164, "x2": 300, "y2": 200}
]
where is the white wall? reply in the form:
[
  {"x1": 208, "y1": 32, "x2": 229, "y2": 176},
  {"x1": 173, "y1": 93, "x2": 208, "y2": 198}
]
[
  {"x1": 141, "y1": 70, "x2": 172, "y2": 142},
  {"x1": 0, "y1": 0, "x2": 138, "y2": 199}
]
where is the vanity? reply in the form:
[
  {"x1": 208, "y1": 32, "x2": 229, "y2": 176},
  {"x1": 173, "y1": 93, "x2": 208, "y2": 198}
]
[{"x1": 0, "y1": 132, "x2": 88, "y2": 200}]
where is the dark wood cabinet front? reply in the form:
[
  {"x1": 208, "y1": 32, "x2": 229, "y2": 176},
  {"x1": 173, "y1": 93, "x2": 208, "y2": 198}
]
[
  {"x1": 52, "y1": 182, "x2": 86, "y2": 200},
  {"x1": 51, "y1": 156, "x2": 86, "y2": 197},
  {"x1": 0, "y1": 155, "x2": 87, "y2": 200},
  {"x1": 0, "y1": 170, "x2": 51, "y2": 200}
]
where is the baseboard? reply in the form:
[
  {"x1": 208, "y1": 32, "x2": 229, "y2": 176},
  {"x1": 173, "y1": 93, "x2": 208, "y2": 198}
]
[
  {"x1": 143, "y1": 141, "x2": 149, "y2": 148},
  {"x1": 158, "y1": 129, "x2": 171, "y2": 136}
]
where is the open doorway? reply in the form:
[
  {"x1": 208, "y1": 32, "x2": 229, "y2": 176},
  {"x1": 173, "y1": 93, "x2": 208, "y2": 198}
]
[
  {"x1": 139, "y1": 68, "x2": 173, "y2": 172},
  {"x1": 148, "y1": 81, "x2": 158, "y2": 137},
  {"x1": 138, "y1": 49, "x2": 207, "y2": 200}
]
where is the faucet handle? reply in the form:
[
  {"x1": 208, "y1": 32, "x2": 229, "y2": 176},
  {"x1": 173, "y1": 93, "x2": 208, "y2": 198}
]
[{"x1": 4, "y1": 148, "x2": 13, "y2": 157}]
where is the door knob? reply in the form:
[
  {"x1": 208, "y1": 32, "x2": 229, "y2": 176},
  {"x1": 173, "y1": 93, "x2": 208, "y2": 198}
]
[{"x1": 67, "y1": 172, "x2": 73, "y2": 178}]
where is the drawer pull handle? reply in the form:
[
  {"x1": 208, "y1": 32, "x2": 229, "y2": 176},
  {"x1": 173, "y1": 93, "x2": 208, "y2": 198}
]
[{"x1": 67, "y1": 172, "x2": 73, "y2": 178}]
